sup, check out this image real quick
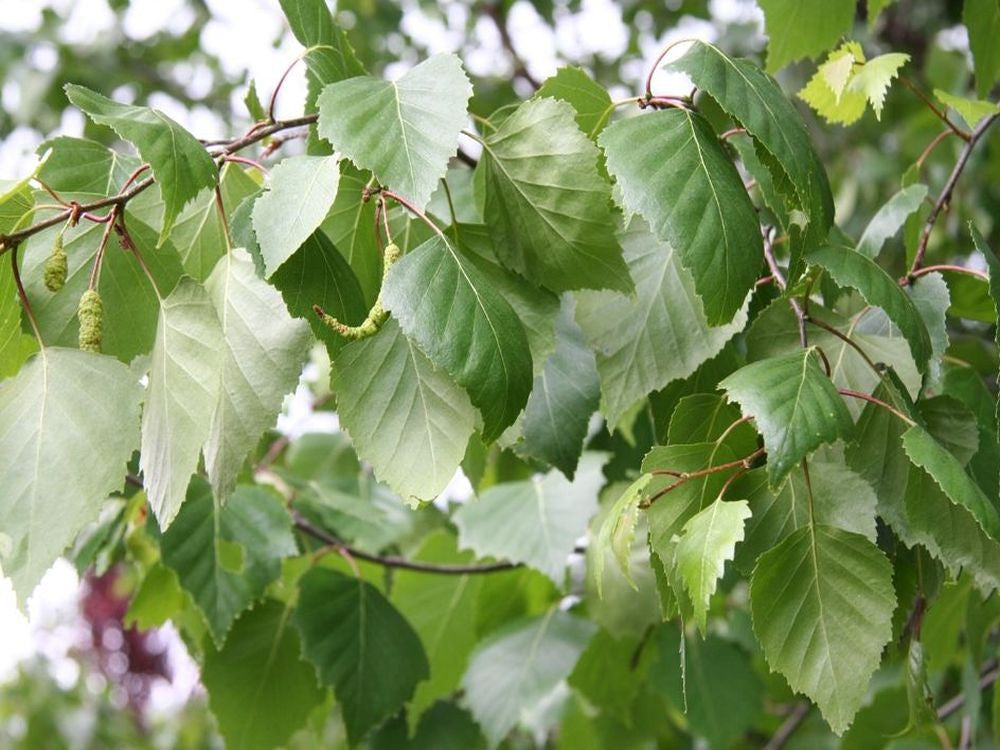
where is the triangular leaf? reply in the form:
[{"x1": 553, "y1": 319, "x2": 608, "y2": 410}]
[
  {"x1": 64, "y1": 85, "x2": 217, "y2": 242},
  {"x1": 317, "y1": 54, "x2": 472, "y2": 210},
  {"x1": 599, "y1": 108, "x2": 761, "y2": 325},
  {"x1": 293, "y1": 567, "x2": 429, "y2": 745},
  {"x1": 0, "y1": 349, "x2": 141, "y2": 603},
  {"x1": 480, "y1": 97, "x2": 631, "y2": 293}
]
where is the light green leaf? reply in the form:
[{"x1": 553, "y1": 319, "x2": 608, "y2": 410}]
[
  {"x1": 720, "y1": 348, "x2": 854, "y2": 486},
  {"x1": 480, "y1": 97, "x2": 630, "y2": 293},
  {"x1": 807, "y1": 241, "x2": 932, "y2": 371},
  {"x1": 293, "y1": 567, "x2": 429, "y2": 745},
  {"x1": 140, "y1": 278, "x2": 224, "y2": 528},
  {"x1": 317, "y1": 54, "x2": 472, "y2": 210},
  {"x1": 381, "y1": 234, "x2": 533, "y2": 442},
  {"x1": 170, "y1": 164, "x2": 260, "y2": 281},
  {"x1": 673, "y1": 498, "x2": 751, "y2": 631},
  {"x1": 269, "y1": 229, "x2": 368, "y2": 358},
  {"x1": 666, "y1": 42, "x2": 834, "y2": 257},
  {"x1": 799, "y1": 43, "x2": 867, "y2": 126},
  {"x1": 907, "y1": 271, "x2": 950, "y2": 382},
  {"x1": 333, "y1": 318, "x2": 475, "y2": 501},
  {"x1": 461, "y1": 609, "x2": 596, "y2": 748},
  {"x1": 203, "y1": 249, "x2": 312, "y2": 500},
  {"x1": 252, "y1": 154, "x2": 340, "y2": 277},
  {"x1": 934, "y1": 89, "x2": 1000, "y2": 129},
  {"x1": 593, "y1": 474, "x2": 652, "y2": 595},
  {"x1": 124, "y1": 563, "x2": 184, "y2": 630},
  {"x1": 454, "y1": 453, "x2": 607, "y2": 584},
  {"x1": 568, "y1": 629, "x2": 650, "y2": 725},
  {"x1": 857, "y1": 184, "x2": 928, "y2": 258},
  {"x1": 734, "y1": 449, "x2": 878, "y2": 572},
  {"x1": 751, "y1": 525, "x2": 895, "y2": 734},
  {"x1": 0, "y1": 348, "x2": 141, "y2": 604},
  {"x1": 535, "y1": 66, "x2": 614, "y2": 139},
  {"x1": 868, "y1": 0, "x2": 897, "y2": 25},
  {"x1": 202, "y1": 600, "x2": 325, "y2": 750},
  {"x1": 160, "y1": 479, "x2": 297, "y2": 646},
  {"x1": 575, "y1": 219, "x2": 747, "y2": 428},
  {"x1": 964, "y1": 0, "x2": 1000, "y2": 97},
  {"x1": 64, "y1": 85, "x2": 217, "y2": 243},
  {"x1": 758, "y1": 0, "x2": 855, "y2": 72},
  {"x1": 847, "y1": 53, "x2": 909, "y2": 119},
  {"x1": 518, "y1": 306, "x2": 599, "y2": 478},
  {"x1": 390, "y1": 531, "x2": 483, "y2": 730},
  {"x1": 0, "y1": 259, "x2": 34, "y2": 381},
  {"x1": 901, "y1": 424, "x2": 1000, "y2": 539},
  {"x1": 599, "y1": 108, "x2": 761, "y2": 325}
]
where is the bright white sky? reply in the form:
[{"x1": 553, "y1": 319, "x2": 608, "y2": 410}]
[{"x1": 0, "y1": 0, "x2": 761, "y2": 713}]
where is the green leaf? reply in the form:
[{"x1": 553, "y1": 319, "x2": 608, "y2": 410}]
[
  {"x1": 35, "y1": 135, "x2": 139, "y2": 202},
  {"x1": 651, "y1": 626, "x2": 764, "y2": 750},
  {"x1": 333, "y1": 318, "x2": 476, "y2": 501},
  {"x1": 381, "y1": 234, "x2": 533, "y2": 442},
  {"x1": 480, "y1": 97, "x2": 630, "y2": 293},
  {"x1": 535, "y1": 67, "x2": 614, "y2": 139},
  {"x1": 321, "y1": 164, "x2": 381, "y2": 302},
  {"x1": 203, "y1": 248, "x2": 312, "y2": 500},
  {"x1": 751, "y1": 525, "x2": 895, "y2": 734},
  {"x1": 901, "y1": 424, "x2": 1000, "y2": 539},
  {"x1": 599, "y1": 108, "x2": 761, "y2": 325},
  {"x1": 908, "y1": 271, "x2": 951, "y2": 381},
  {"x1": 124, "y1": 563, "x2": 184, "y2": 630},
  {"x1": 461, "y1": 609, "x2": 596, "y2": 747},
  {"x1": 857, "y1": 184, "x2": 928, "y2": 259},
  {"x1": 575, "y1": 219, "x2": 748, "y2": 428},
  {"x1": 799, "y1": 43, "x2": 868, "y2": 126},
  {"x1": 269, "y1": 229, "x2": 368, "y2": 358},
  {"x1": 934, "y1": 89, "x2": 1000, "y2": 129},
  {"x1": 807, "y1": 240, "x2": 932, "y2": 371},
  {"x1": 252, "y1": 154, "x2": 341, "y2": 277},
  {"x1": 390, "y1": 531, "x2": 483, "y2": 729},
  {"x1": 0, "y1": 260, "x2": 34, "y2": 380},
  {"x1": 517, "y1": 306, "x2": 600, "y2": 478},
  {"x1": 170, "y1": 164, "x2": 260, "y2": 281},
  {"x1": 673, "y1": 498, "x2": 751, "y2": 631},
  {"x1": 0, "y1": 348, "x2": 141, "y2": 603},
  {"x1": 734, "y1": 450, "x2": 878, "y2": 573},
  {"x1": 668, "y1": 394, "x2": 758, "y2": 455},
  {"x1": 293, "y1": 567, "x2": 429, "y2": 744},
  {"x1": 757, "y1": 0, "x2": 855, "y2": 72},
  {"x1": 592, "y1": 474, "x2": 652, "y2": 594},
  {"x1": 317, "y1": 54, "x2": 472, "y2": 210},
  {"x1": 64, "y1": 84, "x2": 217, "y2": 243},
  {"x1": 371, "y1": 703, "x2": 486, "y2": 750},
  {"x1": 964, "y1": 0, "x2": 1000, "y2": 98},
  {"x1": 278, "y1": 0, "x2": 365, "y2": 85},
  {"x1": 454, "y1": 453, "x2": 607, "y2": 584},
  {"x1": 202, "y1": 600, "x2": 325, "y2": 750},
  {"x1": 868, "y1": 0, "x2": 897, "y2": 25},
  {"x1": 139, "y1": 277, "x2": 224, "y2": 528},
  {"x1": 720, "y1": 348, "x2": 854, "y2": 486},
  {"x1": 160, "y1": 479, "x2": 297, "y2": 646},
  {"x1": 848, "y1": 53, "x2": 909, "y2": 119},
  {"x1": 666, "y1": 42, "x2": 834, "y2": 256},
  {"x1": 23, "y1": 216, "x2": 185, "y2": 364}
]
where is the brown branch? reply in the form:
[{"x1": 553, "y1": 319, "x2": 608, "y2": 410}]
[
  {"x1": 909, "y1": 111, "x2": 1000, "y2": 276},
  {"x1": 937, "y1": 660, "x2": 999, "y2": 720},
  {"x1": 641, "y1": 447, "x2": 765, "y2": 508},
  {"x1": 0, "y1": 113, "x2": 319, "y2": 255},
  {"x1": 763, "y1": 701, "x2": 811, "y2": 750},
  {"x1": 838, "y1": 388, "x2": 916, "y2": 425},
  {"x1": 293, "y1": 513, "x2": 519, "y2": 575}
]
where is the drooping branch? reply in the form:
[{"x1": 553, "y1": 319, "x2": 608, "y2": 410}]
[{"x1": 484, "y1": 2, "x2": 540, "y2": 90}]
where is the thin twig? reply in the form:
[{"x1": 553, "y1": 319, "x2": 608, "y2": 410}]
[
  {"x1": 641, "y1": 447, "x2": 765, "y2": 508},
  {"x1": 485, "y1": 2, "x2": 540, "y2": 89},
  {"x1": 909, "y1": 111, "x2": 1000, "y2": 277},
  {"x1": 898, "y1": 76, "x2": 970, "y2": 141},
  {"x1": 937, "y1": 661, "x2": 1000, "y2": 720},
  {"x1": 763, "y1": 701, "x2": 811, "y2": 750},
  {"x1": 838, "y1": 388, "x2": 916, "y2": 425}
]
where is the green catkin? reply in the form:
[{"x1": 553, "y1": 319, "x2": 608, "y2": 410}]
[
  {"x1": 77, "y1": 289, "x2": 103, "y2": 353},
  {"x1": 316, "y1": 242, "x2": 401, "y2": 340},
  {"x1": 43, "y1": 232, "x2": 68, "y2": 292}
]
